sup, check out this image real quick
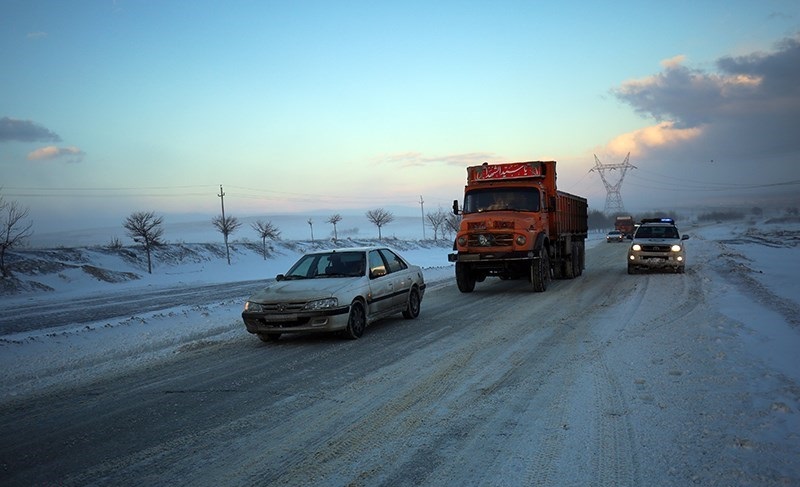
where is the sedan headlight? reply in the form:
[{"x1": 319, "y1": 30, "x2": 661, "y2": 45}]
[
  {"x1": 631, "y1": 244, "x2": 642, "y2": 251},
  {"x1": 671, "y1": 244, "x2": 682, "y2": 252},
  {"x1": 244, "y1": 301, "x2": 263, "y2": 312},
  {"x1": 303, "y1": 297, "x2": 338, "y2": 310}
]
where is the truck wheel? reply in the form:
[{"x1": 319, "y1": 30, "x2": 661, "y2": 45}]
[
  {"x1": 531, "y1": 249, "x2": 550, "y2": 292},
  {"x1": 456, "y1": 262, "x2": 476, "y2": 293},
  {"x1": 571, "y1": 243, "x2": 582, "y2": 277},
  {"x1": 563, "y1": 256, "x2": 574, "y2": 279}
]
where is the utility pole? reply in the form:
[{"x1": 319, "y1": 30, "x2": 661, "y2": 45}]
[
  {"x1": 419, "y1": 195, "x2": 425, "y2": 240},
  {"x1": 218, "y1": 184, "x2": 231, "y2": 264}
]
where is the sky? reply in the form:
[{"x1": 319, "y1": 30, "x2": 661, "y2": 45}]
[{"x1": 2, "y1": 0, "x2": 800, "y2": 235}]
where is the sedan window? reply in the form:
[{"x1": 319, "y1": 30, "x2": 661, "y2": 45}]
[{"x1": 379, "y1": 249, "x2": 407, "y2": 273}]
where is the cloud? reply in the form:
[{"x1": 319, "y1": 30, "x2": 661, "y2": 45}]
[
  {"x1": 380, "y1": 152, "x2": 499, "y2": 167},
  {"x1": 27, "y1": 146, "x2": 85, "y2": 164},
  {"x1": 607, "y1": 33, "x2": 800, "y2": 165},
  {"x1": 0, "y1": 117, "x2": 61, "y2": 143},
  {"x1": 606, "y1": 122, "x2": 702, "y2": 158}
]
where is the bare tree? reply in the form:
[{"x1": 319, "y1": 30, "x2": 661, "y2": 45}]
[
  {"x1": 327, "y1": 213, "x2": 342, "y2": 240},
  {"x1": 123, "y1": 211, "x2": 164, "y2": 274},
  {"x1": 307, "y1": 218, "x2": 314, "y2": 241},
  {"x1": 445, "y1": 213, "x2": 461, "y2": 239},
  {"x1": 0, "y1": 194, "x2": 34, "y2": 278},
  {"x1": 425, "y1": 207, "x2": 449, "y2": 241},
  {"x1": 252, "y1": 220, "x2": 281, "y2": 260},
  {"x1": 212, "y1": 214, "x2": 242, "y2": 265},
  {"x1": 365, "y1": 208, "x2": 395, "y2": 240}
]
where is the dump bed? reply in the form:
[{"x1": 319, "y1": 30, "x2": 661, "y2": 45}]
[{"x1": 552, "y1": 191, "x2": 588, "y2": 237}]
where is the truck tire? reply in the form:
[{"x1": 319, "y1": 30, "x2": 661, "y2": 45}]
[
  {"x1": 531, "y1": 249, "x2": 550, "y2": 292},
  {"x1": 456, "y1": 262, "x2": 476, "y2": 293},
  {"x1": 563, "y1": 244, "x2": 577, "y2": 279},
  {"x1": 571, "y1": 242, "x2": 581, "y2": 277}
]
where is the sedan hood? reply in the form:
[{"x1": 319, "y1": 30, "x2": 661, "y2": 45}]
[{"x1": 248, "y1": 277, "x2": 360, "y2": 303}]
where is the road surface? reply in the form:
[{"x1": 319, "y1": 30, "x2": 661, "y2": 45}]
[{"x1": 1, "y1": 239, "x2": 796, "y2": 486}]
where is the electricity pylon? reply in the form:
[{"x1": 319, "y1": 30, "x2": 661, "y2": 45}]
[{"x1": 590, "y1": 153, "x2": 636, "y2": 214}]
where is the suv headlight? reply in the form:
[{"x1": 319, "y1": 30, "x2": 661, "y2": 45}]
[
  {"x1": 304, "y1": 297, "x2": 338, "y2": 310},
  {"x1": 631, "y1": 244, "x2": 642, "y2": 251},
  {"x1": 244, "y1": 301, "x2": 263, "y2": 312},
  {"x1": 671, "y1": 244, "x2": 682, "y2": 252}
]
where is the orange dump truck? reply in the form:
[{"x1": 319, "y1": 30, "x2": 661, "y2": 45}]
[{"x1": 448, "y1": 161, "x2": 588, "y2": 292}]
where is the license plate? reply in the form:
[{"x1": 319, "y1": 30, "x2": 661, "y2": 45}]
[{"x1": 262, "y1": 314, "x2": 297, "y2": 322}]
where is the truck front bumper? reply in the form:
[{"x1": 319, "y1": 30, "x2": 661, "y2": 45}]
[{"x1": 448, "y1": 251, "x2": 534, "y2": 263}]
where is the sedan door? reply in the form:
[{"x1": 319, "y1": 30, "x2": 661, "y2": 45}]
[
  {"x1": 377, "y1": 248, "x2": 414, "y2": 310},
  {"x1": 367, "y1": 250, "x2": 398, "y2": 316}
]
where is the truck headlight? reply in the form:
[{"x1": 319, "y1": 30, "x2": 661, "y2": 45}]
[
  {"x1": 671, "y1": 245, "x2": 682, "y2": 252},
  {"x1": 457, "y1": 236, "x2": 467, "y2": 246},
  {"x1": 515, "y1": 235, "x2": 526, "y2": 246},
  {"x1": 244, "y1": 301, "x2": 263, "y2": 312},
  {"x1": 304, "y1": 297, "x2": 338, "y2": 310},
  {"x1": 631, "y1": 244, "x2": 642, "y2": 251}
]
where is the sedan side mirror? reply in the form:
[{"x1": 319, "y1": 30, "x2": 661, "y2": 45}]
[{"x1": 276, "y1": 274, "x2": 285, "y2": 281}]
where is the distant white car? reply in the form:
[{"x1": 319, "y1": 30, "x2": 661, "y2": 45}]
[
  {"x1": 242, "y1": 246, "x2": 426, "y2": 341},
  {"x1": 606, "y1": 230, "x2": 624, "y2": 242}
]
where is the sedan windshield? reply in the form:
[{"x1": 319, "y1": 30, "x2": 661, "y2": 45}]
[{"x1": 284, "y1": 252, "x2": 366, "y2": 279}]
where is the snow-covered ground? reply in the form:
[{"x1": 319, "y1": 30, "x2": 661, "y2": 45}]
[
  {"x1": 0, "y1": 235, "x2": 457, "y2": 399},
  {"x1": 1, "y1": 217, "x2": 799, "y2": 485},
  {"x1": 2, "y1": 218, "x2": 798, "y2": 404}
]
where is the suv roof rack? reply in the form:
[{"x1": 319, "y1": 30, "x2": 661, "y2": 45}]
[{"x1": 640, "y1": 218, "x2": 675, "y2": 224}]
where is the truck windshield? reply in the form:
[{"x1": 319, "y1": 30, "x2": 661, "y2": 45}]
[{"x1": 463, "y1": 188, "x2": 540, "y2": 213}]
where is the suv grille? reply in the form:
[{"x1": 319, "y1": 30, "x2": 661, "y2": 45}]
[{"x1": 641, "y1": 244, "x2": 672, "y2": 252}]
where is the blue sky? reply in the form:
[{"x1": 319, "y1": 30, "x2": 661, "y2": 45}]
[{"x1": 2, "y1": 0, "x2": 799, "y2": 234}]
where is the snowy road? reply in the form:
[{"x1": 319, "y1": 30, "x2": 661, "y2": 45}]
[
  {"x1": 1, "y1": 234, "x2": 798, "y2": 486},
  {"x1": 0, "y1": 279, "x2": 264, "y2": 334}
]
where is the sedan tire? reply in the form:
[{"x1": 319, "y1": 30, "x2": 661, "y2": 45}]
[
  {"x1": 344, "y1": 301, "x2": 366, "y2": 339},
  {"x1": 402, "y1": 287, "x2": 421, "y2": 319}
]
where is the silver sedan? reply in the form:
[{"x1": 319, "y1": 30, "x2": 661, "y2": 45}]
[{"x1": 242, "y1": 246, "x2": 426, "y2": 341}]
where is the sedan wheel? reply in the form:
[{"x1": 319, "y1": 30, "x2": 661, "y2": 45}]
[
  {"x1": 402, "y1": 288, "x2": 421, "y2": 319},
  {"x1": 344, "y1": 301, "x2": 366, "y2": 339}
]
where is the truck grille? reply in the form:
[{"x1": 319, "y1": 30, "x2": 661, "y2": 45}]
[{"x1": 467, "y1": 233, "x2": 514, "y2": 247}]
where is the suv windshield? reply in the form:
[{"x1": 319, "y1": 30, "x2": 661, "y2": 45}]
[
  {"x1": 463, "y1": 188, "x2": 540, "y2": 213},
  {"x1": 635, "y1": 226, "x2": 678, "y2": 239}
]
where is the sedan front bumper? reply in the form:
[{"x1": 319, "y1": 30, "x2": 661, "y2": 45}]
[{"x1": 242, "y1": 305, "x2": 351, "y2": 335}]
